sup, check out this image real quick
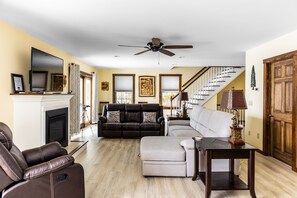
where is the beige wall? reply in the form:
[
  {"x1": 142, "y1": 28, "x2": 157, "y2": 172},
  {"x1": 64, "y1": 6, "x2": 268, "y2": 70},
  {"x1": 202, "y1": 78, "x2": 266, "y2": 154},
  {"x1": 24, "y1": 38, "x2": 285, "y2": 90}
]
[
  {"x1": 96, "y1": 67, "x2": 202, "y2": 104},
  {"x1": 202, "y1": 71, "x2": 246, "y2": 110},
  {"x1": 217, "y1": 71, "x2": 246, "y2": 104},
  {"x1": 245, "y1": 29, "x2": 297, "y2": 150},
  {"x1": 0, "y1": 21, "x2": 95, "y2": 129},
  {"x1": 203, "y1": 95, "x2": 217, "y2": 110}
]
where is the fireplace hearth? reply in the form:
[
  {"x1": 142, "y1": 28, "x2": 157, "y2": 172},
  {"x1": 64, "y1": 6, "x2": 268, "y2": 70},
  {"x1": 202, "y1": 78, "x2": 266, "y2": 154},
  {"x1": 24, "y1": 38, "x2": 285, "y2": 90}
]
[{"x1": 46, "y1": 107, "x2": 68, "y2": 147}]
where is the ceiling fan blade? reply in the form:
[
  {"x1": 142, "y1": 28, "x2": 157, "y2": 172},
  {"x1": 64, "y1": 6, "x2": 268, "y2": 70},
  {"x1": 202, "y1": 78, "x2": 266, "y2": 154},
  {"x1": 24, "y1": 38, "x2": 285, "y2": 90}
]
[
  {"x1": 159, "y1": 49, "x2": 175, "y2": 56},
  {"x1": 118, "y1": 45, "x2": 148, "y2": 48},
  {"x1": 134, "y1": 49, "x2": 151, "y2": 55},
  {"x1": 163, "y1": 45, "x2": 193, "y2": 49}
]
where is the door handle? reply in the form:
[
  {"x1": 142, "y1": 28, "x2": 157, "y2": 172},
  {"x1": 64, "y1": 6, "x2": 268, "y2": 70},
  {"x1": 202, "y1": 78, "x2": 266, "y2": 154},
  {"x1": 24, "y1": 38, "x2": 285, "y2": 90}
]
[{"x1": 268, "y1": 114, "x2": 274, "y2": 118}]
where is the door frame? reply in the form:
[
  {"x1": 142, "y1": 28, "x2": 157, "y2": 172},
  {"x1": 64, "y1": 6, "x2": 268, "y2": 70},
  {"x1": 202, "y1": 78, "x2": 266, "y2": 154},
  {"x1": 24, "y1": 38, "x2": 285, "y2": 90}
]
[{"x1": 263, "y1": 50, "x2": 297, "y2": 171}]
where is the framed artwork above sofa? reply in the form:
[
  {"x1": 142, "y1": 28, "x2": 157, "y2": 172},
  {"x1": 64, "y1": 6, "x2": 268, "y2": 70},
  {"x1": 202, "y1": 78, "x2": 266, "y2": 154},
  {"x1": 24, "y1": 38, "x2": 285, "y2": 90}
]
[{"x1": 139, "y1": 75, "x2": 155, "y2": 97}]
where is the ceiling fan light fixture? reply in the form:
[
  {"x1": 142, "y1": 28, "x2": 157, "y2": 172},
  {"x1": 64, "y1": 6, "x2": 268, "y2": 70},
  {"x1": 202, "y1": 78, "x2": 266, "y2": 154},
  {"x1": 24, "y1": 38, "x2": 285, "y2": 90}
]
[{"x1": 119, "y1": 37, "x2": 193, "y2": 56}]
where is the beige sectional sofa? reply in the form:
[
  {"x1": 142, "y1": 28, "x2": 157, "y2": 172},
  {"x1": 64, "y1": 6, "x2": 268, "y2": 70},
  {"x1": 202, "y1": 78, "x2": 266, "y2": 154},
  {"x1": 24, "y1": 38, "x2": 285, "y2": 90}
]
[{"x1": 140, "y1": 105, "x2": 239, "y2": 177}]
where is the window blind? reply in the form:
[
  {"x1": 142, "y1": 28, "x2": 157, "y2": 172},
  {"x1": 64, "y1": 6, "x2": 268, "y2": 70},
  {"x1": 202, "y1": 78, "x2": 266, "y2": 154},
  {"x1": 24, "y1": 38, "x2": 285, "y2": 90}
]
[
  {"x1": 161, "y1": 76, "x2": 179, "y2": 91},
  {"x1": 114, "y1": 76, "x2": 133, "y2": 91}
]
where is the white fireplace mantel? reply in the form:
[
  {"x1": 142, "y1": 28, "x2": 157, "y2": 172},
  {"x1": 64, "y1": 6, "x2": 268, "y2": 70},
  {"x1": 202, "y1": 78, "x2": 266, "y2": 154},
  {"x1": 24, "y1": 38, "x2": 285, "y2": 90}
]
[{"x1": 11, "y1": 94, "x2": 73, "y2": 150}]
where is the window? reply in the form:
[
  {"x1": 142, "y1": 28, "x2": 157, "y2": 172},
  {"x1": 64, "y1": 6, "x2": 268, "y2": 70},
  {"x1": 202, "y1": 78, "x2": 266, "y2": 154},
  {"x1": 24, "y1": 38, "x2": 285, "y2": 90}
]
[
  {"x1": 159, "y1": 74, "x2": 181, "y2": 108},
  {"x1": 113, "y1": 74, "x2": 135, "y2": 104}
]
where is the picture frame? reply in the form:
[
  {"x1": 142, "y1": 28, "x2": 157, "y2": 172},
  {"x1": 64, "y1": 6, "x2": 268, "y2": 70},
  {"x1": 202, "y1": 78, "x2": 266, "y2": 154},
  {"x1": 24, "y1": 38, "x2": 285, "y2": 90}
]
[
  {"x1": 11, "y1": 73, "x2": 25, "y2": 93},
  {"x1": 139, "y1": 76, "x2": 155, "y2": 97},
  {"x1": 51, "y1": 73, "x2": 64, "y2": 91},
  {"x1": 101, "y1": 81, "x2": 109, "y2": 91}
]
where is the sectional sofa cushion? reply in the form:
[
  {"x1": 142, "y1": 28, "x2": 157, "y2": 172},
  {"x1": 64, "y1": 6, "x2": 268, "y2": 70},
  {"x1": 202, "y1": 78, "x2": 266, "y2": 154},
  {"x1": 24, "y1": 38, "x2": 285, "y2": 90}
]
[
  {"x1": 170, "y1": 129, "x2": 201, "y2": 137},
  {"x1": 189, "y1": 105, "x2": 204, "y2": 129},
  {"x1": 141, "y1": 137, "x2": 186, "y2": 161},
  {"x1": 208, "y1": 110, "x2": 233, "y2": 137}
]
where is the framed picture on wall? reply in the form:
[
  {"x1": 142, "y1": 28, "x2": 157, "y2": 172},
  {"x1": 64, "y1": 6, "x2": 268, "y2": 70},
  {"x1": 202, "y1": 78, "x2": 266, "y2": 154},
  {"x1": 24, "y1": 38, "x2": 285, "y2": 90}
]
[
  {"x1": 139, "y1": 76, "x2": 155, "y2": 97},
  {"x1": 51, "y1": 73, "x2": 64, "y2": 91},
  {"x1": 11, "y1": 73, "x2": 25, "y2": 93},
  {"x1": 101, "y1": 81, "x2": 109, "y2": 91}
]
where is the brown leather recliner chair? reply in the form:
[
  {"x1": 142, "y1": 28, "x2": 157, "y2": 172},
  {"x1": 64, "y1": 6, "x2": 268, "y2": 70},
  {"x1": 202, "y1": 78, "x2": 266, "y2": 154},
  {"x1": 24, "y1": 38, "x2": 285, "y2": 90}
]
[{"x1": 0, "y1": 122, "x2": 85, "y2": 198}]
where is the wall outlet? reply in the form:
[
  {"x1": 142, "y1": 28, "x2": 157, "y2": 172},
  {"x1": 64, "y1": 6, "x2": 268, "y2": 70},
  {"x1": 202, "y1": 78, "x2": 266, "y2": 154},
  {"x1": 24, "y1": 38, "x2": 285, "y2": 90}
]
[
  {"x1": 248, "y1": 130, "x2": 251, "y2": 136},
  {"x1": 257, "y1": 133, "x2": 260, "y2": 139}
]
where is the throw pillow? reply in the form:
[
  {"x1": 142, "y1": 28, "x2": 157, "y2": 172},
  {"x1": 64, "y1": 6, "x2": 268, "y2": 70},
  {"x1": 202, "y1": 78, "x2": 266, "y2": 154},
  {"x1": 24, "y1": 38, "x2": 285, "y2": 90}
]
[
  {"x1": 143, "y1": 112, "x2": 156, "y2": 123},
  {"x1": 106, "y1": 111, "x2": 120, "y2": 123}
]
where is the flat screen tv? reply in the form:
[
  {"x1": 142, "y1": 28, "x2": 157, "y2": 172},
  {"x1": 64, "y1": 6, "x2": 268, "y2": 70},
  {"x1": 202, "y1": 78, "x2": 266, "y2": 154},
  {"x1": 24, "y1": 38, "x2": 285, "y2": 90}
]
[{"x1": 30, "y1": 47, "x2": 64, "y2": 92}]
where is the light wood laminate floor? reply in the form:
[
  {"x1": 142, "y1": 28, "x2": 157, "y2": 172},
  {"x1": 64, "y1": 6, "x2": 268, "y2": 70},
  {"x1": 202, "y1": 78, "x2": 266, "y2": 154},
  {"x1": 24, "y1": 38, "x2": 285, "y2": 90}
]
[{"x1": 75, "y1": 128, "x2": 297, "y2": 198}]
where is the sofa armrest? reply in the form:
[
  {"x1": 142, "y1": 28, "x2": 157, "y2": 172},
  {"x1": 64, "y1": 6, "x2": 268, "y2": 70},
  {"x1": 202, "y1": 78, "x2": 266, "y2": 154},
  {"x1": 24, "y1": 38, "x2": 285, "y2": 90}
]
[
  {"x1": 157, "y1": 117, "x2": 164, "y2": 124},
  {"x1": 180, "y1": 139, "x2": 195, "y2": 150},
  {"x1": 22, "y1": 142, "x2": 67, "y2": 167},
  {"x1": 23, "y1": 155, "x2": 74, "y2": 180},
  {"x1": 168, "y1": 120, "x2": 190, "y2": 126},
  {"x1": 99, "y1": 116, "x2": 107, "y2": 123}
]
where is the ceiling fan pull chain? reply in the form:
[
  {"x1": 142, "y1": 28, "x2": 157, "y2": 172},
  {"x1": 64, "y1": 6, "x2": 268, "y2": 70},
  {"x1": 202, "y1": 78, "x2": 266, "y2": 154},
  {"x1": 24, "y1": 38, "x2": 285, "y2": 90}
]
[{"x1": 158, "y1": 52, "x2": 160, "y2": 65}]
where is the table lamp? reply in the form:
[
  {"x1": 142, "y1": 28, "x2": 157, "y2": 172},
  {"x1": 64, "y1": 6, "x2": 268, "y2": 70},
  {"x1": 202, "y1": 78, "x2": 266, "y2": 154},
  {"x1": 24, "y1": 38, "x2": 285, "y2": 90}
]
[
  {"x1": 220, "y1": 87, "x2": 247, "y2": 145},
  {"x1": 178, "y1": 92, "x2": 189, "y2": 118}
]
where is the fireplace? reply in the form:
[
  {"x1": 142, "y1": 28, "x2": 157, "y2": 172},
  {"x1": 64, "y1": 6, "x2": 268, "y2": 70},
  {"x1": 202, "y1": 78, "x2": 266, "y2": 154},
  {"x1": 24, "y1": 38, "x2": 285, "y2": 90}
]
[{"x1": 46, "y1": 107, "x2": 68, "y2": 147}]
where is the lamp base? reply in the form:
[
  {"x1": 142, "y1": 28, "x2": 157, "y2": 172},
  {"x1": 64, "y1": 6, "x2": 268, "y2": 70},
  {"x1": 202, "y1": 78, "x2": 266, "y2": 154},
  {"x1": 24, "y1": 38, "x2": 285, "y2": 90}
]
[
  {"x1": 229, "y1": 126, "x2": 245, "y2": 145},
  {"x1": 182, "y1": 102, "x2": 188, "y2": 118}
]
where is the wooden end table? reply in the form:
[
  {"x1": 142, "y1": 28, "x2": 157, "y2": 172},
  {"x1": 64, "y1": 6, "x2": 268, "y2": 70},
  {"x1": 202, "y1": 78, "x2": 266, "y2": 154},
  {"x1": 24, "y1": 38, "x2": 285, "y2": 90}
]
[{"x1": 192, "y1": 137, "x2": 257, "y2": 198}]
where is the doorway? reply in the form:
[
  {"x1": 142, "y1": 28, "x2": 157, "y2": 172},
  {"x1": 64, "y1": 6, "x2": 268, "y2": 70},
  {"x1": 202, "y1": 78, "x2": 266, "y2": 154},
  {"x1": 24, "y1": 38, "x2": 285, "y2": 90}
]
[
  {"x1": 80, "y1": 72, "x2": 92, "y2": 128},
  {"x1": 263, "y1": 50, "x2": 297, "y2": 172}
]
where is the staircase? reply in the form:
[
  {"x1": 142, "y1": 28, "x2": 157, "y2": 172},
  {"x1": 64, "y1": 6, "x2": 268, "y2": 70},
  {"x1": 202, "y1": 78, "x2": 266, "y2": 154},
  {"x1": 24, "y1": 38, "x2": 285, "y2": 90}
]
[{"x1": 170, "y1": 66, "x2": 245, "y2": 113}]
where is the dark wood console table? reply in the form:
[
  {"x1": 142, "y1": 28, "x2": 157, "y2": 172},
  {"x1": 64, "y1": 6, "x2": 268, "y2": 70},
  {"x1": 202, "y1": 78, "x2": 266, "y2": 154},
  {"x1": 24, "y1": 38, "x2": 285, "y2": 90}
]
[
  {"x1": 166, "y1": 115, "x2": 190, "y2": 121},
  {"x1": 192, "y1": 137, "x2": 257, "y2": 198}
]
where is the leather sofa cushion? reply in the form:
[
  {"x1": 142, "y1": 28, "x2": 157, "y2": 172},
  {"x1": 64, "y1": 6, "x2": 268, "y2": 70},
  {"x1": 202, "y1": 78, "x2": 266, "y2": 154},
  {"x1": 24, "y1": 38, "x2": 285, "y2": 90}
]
[
  {"x1": 141, "y1": 104, "x2": 160, "y2": 111},
  {"x1": 10, "y1": 145, "x2": 28, "y2": 170},
  {"x1": 141, "y1": 104, "x2": 161, "y2": 119},
  {"x1": 122, "y1": 123, "x2": 140, "y2": 130},
  {"x1": 140, "y1": 123, "x2": 160, "y2": 130},
  {"x1": 105, "y1": 104, "x2": 125, "y2": 122},
  {"x1": 102, "y1": 123, "x2": 122, "y2": 130},
  {"x1": 106, "y1": 104, "x2": 125, "y2": 111},
  {"x1": 125, "y1": 104, "x2": 141, "y2": 111},
  {"x1": 125, "y1": 112, "x2": 141, "y2": 122},
  {"x1": 143, "y1": 112, "x2": 156, "y2": 123},
  {"x1": 0, "y1": 123, "x2": 13, "y2": 150},
  {"x1": 106, "y1": 111, "x2": 120, "y2": 123},
  {"x1": 141, "y1": 137, "x2": 186, "y2": 161}
]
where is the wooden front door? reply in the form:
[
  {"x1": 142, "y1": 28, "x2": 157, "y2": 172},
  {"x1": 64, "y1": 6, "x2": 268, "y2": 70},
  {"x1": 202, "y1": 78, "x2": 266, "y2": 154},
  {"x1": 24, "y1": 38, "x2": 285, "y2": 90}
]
[{"x1": 270, "y1": 59, "x2": 294, "y2": 165}]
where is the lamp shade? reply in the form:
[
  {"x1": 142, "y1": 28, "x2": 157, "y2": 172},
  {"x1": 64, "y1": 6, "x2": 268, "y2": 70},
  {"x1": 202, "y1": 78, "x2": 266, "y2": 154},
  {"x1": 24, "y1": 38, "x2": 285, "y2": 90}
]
[
  {"x1": 178, "y1": 92, "x2": 188, "y2": 101},
  {"x1": 220, "y1": 89, "x2": 247, "y2": 110}
]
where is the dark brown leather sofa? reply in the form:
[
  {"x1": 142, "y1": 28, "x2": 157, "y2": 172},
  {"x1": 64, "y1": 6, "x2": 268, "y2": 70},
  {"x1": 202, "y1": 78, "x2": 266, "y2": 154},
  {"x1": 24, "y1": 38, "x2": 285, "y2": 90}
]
[
  {"x1": 0, "y1": 122, "x2": 84, "y2": 198},
  {"x1": 98, "y1": 104, "x2": 164, "y2": 138}
]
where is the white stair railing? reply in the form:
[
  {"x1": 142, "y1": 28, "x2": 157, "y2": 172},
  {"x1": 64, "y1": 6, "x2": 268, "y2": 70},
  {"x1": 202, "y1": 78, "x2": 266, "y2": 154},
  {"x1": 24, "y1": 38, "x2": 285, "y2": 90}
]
[{"x1": 170, "y1": 66, "x2": 245, "y2": 115}]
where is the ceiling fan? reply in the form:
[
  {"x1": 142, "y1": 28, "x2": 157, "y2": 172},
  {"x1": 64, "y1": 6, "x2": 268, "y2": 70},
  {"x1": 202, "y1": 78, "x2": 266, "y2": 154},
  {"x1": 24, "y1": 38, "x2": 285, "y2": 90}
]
[{"x1": 118, "y1": 38, "x2": 193, "y2": 56}]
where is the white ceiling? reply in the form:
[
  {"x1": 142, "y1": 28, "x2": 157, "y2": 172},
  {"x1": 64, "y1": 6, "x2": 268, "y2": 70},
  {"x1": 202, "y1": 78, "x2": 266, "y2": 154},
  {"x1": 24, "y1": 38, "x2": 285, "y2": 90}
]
[{"x1": 1, "y1": 0, "x2": 297, "y2": 69}]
